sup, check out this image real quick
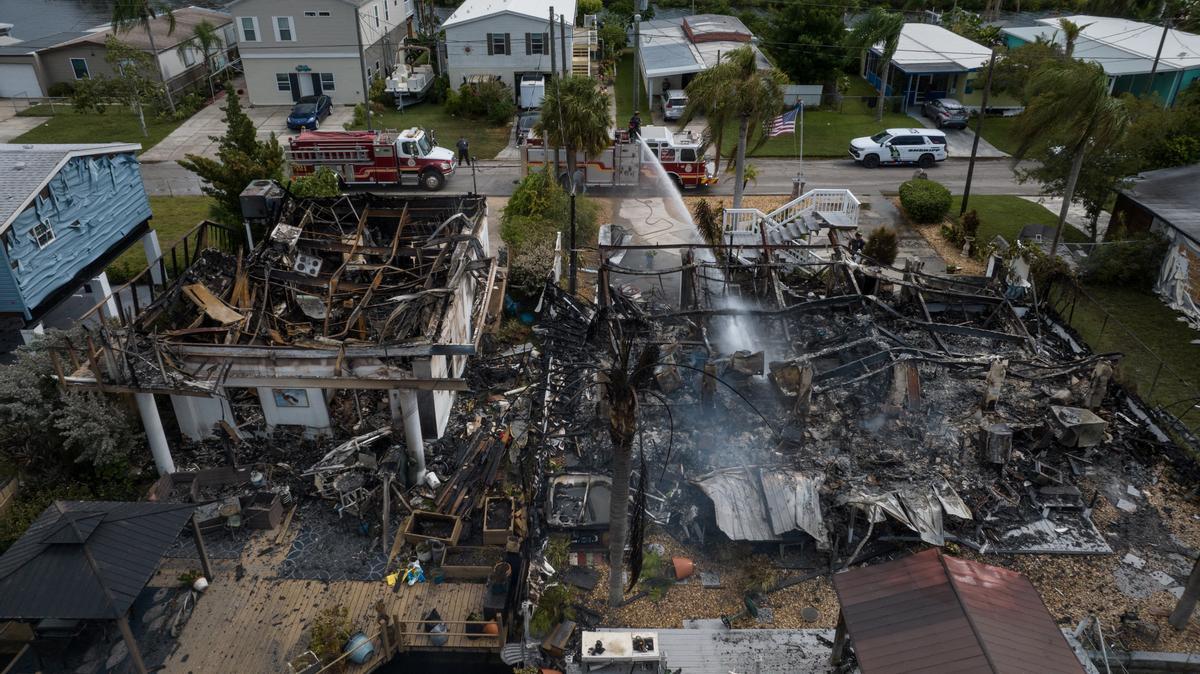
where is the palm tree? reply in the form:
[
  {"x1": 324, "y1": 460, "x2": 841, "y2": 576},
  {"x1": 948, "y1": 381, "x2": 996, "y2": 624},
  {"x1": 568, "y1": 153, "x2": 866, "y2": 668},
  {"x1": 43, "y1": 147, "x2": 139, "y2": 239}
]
[
  {"x1": 177, "y1": 19, "x2": 222, "y2": 99},
  {"x1": 1059, "y1": 18, "x2": 1092, "y2": 58},
  {"x1": 1013, "y1": 60, "x2": 1129, "y2": 256},
  {"x1": 678, "y1": 68, "x2": 734, "y2": 176},
  {"x1": 848, "y1": 8, "x2": 905, "y2": 123},
  {"x1": 535, "y1": 75, "x2": 612, "y2": 191},
  {"x1": 112, "y1": 0, "x2": 176, "y2": 114},
  {"x1": 682, "y1": 46, "x2": 785, "y2": 209}
]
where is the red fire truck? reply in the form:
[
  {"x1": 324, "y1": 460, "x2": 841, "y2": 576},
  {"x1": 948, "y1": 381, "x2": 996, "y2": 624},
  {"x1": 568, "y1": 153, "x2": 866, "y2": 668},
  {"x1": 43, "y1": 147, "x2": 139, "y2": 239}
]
[
  {"x1": 523, "y1": 125, "x2": 717, "y2": 189},
  {"x1": 286, "y1": 128, "x2": 457, "y2": 191}
]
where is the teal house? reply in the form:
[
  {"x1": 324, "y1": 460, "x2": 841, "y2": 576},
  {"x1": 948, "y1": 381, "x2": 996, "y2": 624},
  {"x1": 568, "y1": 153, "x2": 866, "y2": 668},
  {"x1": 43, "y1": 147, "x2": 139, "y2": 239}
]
[
  {"x1": 1001, "y1": 16, "x2": 1200, "y2": 106},
  {"x1": 0, "y1": 143, "x2": 157, "y2": 340}
]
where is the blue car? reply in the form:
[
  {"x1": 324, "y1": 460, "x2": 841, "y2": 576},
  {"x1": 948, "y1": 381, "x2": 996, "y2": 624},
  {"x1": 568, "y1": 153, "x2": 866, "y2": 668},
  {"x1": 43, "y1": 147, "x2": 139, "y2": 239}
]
[{"x1": 287, "y1": 95, "x2": 332, "y2": 130}]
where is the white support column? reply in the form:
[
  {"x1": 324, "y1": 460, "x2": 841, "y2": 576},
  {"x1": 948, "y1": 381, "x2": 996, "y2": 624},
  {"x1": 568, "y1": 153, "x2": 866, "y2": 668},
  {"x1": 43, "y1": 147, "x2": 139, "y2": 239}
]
[
  {"x1": 93, "y1": 271, "x2": 120, "y2": 321},
  {"x1": 19, "y1": 321, "x2": 44, "y2": 346},
  {"x1": 142, "y1": 230, "x2": 163, "y2": 285},
  {"x1": 397, "y1": 389, "x2": 426, "y2": 486},
  {"x1": 135, "y1": 392, "x2": 175, "y2": 475}
]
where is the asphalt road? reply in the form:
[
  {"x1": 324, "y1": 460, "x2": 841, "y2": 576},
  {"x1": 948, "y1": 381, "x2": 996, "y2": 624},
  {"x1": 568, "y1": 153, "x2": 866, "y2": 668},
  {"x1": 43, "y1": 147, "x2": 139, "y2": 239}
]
[{"x1": 141, "y1": 156, "x2": 1038, "y2": 198}]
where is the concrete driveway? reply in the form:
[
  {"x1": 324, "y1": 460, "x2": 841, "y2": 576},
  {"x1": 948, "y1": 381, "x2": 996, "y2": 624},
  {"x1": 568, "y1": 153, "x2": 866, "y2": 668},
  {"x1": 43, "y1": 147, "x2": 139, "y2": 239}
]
[
  {"x1": 907, "y1": 110, "x2": 1007, "y2": 159},
  {"x1": 0, "y1": 102, "x2": 54, "y2": 143},
  {"x1": 141, "y1": 90, "x2": 356, "y2": 162}
]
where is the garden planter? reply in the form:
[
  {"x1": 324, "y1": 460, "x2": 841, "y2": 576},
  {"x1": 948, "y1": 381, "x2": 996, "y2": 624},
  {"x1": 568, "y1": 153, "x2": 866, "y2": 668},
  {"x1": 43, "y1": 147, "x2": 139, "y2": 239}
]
[
  {"x1": 402, "y1": 510, "x2": 462, "y2": 546},
  {"x1": 482, "y1": 496, "x2": 514, "y2": 545}
]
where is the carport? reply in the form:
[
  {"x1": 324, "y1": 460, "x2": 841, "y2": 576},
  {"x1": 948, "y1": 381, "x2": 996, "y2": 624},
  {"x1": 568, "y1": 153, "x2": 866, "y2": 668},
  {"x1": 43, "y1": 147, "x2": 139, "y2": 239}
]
[
  {"x1": 0, "y1": 501, "x2": 207, "y2": 674},
  {"x1": 864, "y1": 23, "x2": 991, "y2": 112}
]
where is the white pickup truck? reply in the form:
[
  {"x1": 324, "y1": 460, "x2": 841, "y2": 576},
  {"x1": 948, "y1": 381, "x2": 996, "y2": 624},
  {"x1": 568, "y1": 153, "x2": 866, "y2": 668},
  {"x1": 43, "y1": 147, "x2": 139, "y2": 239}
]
[{"x1": 849, "y1": 128, "x2": 948, "y2": 168}]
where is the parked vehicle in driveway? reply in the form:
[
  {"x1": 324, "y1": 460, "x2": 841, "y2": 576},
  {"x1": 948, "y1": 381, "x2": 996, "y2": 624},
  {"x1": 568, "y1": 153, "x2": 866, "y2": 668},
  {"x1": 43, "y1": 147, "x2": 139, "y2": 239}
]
[
  {"x1": 848, "y1": 128, "x2": 948, "y2": 168},
  {"x1": 286, "y1": 95, "x2": 332, "y2": 131},
  {"x1": 922, "y1": 98, "x2": 969, "y2": 129},
  {"x1": 661, "y1": 90, "x2": 688, "y2": 121},
  {"x1": 516, "y1": 111, "x2": 541, "y2": 145}
]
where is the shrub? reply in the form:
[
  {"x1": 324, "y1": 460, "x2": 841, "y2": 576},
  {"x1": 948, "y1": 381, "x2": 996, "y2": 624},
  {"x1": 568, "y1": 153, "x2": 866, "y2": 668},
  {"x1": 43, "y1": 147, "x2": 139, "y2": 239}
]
[
  {"x1": 289, "y1": 167, "x2": 341, "y2": 197},
  {"x1": 501, "y1": 171, "x2": 597, "y2": 252},
  {"x1": 309, "y1": 604, "x2": 353, "y2": 666},
  {"x1": 961, "y1": 209, "x2": 981, "y2": 238},
  {"x1": 47, "y1": 82, "x2": 75, "y2": 97},
  {"x1": 898, "y1": 179, "x2": 952, "y2": 224},
  {"x1": 693, "y1": 198, "x2": 723, "y2": 249},
  {"x1": 446, "y1": 80, "x2": 516, "y2": 125},
  {"x1": 370, "y1": 76, "x2": 392, "y2": 106},
  {"x1": 1080, "y1": 232, "x2": 1169, "y2": 291},
  {"x1": 863, "y1": 227, "x2": 899, "y2": 265},
  {"x1": 351, "y1": 101, "x2": 386, "y2": 128},
  {"x1": 507, "y1": 236, "x2": 557, "y2": 300},
  {"x1": 428, "y1": 74, "x2": 450, "y2": 105},
  {"x1": 578, "y1": 0, "x2": 602, "y2": 17}
]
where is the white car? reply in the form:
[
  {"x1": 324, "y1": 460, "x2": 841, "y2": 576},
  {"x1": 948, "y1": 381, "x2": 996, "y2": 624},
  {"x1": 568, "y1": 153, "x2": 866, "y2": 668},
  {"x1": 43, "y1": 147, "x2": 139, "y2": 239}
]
[
  {"x1": 661, "y1": 90, "x2": 688, "y2": 121},
  {"x1": 849, "y1": 128, "x2": 948, "y2": 168}
]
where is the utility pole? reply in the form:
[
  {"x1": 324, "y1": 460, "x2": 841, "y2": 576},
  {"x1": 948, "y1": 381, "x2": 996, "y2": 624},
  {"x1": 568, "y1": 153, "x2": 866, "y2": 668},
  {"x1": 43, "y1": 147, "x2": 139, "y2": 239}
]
[
  {"x1": 1144, "y1": 19, "x2": 1171, "y2": 100},
  {"x1": 960, "y1": 46, "x2": 997, "y2": 216},
  {"x1": 549, "y1": 6, "x2": 559, "y2": 177},
  {"x1": 560, "y1": 14, "x2": 568, "y2": 78},
  {"x1": 355, "y1": 7, "x2": 373, "y2": 131},
  {"x1": 569, "y1": 188, "x2": 578, "y2": 294},
  {"x1": 633, "y1": 14, "x2": 642, "y2": 114}
]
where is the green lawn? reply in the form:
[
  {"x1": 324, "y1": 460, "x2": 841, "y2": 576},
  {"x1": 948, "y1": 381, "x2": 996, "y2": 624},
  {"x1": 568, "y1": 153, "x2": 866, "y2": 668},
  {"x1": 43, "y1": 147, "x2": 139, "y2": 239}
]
[
  {"x1": 107, "y1": 196, "x2": 214, "y2": 284},
  {"x1": 1059, "y1": 284, "x2": 1200, "y2": 429},
  {"x1": 346, "y1": 104, "x2": 511, "y2": 159},
  {"x1": 615, "y1": 51, "x2": 646, "y2": 125},
  {"x1": 975, "y1": 115, "x2": 1022, "y2": 156},
  {"x1": 950, "y1": 195, "x2": 1089, "y2": 246},
  {"x1": 716, "y1": 108, "x2": 916, "y2": 159},
  {"x1": 12, "y1": 106, "x2": 184, "y2": 154}
]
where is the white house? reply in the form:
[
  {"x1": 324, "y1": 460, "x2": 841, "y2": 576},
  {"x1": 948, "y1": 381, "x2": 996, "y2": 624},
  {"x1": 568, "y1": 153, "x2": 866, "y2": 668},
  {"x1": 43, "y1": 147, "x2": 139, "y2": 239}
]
[
  {"x1": 441, "y1": 0, "x2": 580, "y2": 94},
  {"x1": 230, "y1": 0, "x2": 415, "y2": 106},
  {"x1": 637, "y1": 14, "x2": 769, "y2": 103}
]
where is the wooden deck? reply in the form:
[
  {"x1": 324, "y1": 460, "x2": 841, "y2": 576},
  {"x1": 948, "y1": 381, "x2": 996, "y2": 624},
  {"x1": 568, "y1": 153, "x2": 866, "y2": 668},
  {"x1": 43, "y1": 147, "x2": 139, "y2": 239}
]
[{"x1": 155, "y1": 528, "x2": 501, "y2": 673}]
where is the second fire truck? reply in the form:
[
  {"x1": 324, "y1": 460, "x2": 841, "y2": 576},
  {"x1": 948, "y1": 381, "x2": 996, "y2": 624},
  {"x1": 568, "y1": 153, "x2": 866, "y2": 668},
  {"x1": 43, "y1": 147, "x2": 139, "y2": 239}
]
[
  {"x1": 286, "y1": 127, "x2": 457, "y2": 191},
  {"x1": 523, "y1": 125, "x2": 717, "y2": 190}
]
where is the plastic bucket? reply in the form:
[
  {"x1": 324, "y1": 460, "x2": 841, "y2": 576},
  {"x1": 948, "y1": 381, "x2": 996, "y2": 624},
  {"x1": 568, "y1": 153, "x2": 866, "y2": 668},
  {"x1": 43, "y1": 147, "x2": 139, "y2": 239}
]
[{"x1": 344, "y1": 633, "x2": 375, "y2": 664}]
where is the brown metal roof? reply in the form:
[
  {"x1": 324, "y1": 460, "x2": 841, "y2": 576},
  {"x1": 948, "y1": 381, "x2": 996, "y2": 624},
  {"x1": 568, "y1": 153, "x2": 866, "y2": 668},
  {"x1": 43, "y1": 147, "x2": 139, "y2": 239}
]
[{"x1": 832, "y1": 549, "x2": 1085, "y2": 674}]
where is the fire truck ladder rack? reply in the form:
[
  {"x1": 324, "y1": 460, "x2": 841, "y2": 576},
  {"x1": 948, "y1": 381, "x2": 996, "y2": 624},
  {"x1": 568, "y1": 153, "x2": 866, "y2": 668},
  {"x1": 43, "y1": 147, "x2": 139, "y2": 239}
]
[
  {"x1": 285, "y1": 146, "x2": 373, "y2": 164},
  {"x1": 721, "y1": 188, "x2": 861, "y2": 266}
]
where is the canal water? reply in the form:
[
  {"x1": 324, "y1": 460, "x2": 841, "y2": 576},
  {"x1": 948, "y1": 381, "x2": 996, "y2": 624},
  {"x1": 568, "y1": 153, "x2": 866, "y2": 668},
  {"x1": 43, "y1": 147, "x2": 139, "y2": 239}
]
[{"x1": 0, "y1": 0, "x2": 224, "y2": 41}]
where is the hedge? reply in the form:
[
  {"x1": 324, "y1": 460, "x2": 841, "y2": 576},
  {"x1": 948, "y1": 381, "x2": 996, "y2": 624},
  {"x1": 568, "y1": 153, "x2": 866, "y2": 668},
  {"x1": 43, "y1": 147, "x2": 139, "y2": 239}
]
[{"x1": 899, "y1": 179, "x2": 952, "y2": 224}]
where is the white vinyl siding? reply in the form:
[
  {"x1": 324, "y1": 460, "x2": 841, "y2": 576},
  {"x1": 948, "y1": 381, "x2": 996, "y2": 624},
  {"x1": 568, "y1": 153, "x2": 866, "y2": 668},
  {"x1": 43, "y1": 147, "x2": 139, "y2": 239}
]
[
  {"x1": 239, "y1": 16, "x2": 260, "y2": 42},
  {"x1": 273, "y1": 16, "x2": 296, "y2": 42}
]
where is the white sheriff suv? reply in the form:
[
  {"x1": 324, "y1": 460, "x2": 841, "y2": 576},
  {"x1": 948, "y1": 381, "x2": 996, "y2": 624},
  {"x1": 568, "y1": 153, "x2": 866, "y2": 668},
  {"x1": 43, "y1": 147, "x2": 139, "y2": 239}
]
[{"x1": 849, "y1": 128, "x2": 948, "y2": 168}]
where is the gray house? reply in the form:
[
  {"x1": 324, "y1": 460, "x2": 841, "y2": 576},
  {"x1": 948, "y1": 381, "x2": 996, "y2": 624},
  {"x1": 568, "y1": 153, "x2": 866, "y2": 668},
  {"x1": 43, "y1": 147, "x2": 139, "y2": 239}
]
[{"x1": 230, "y1": 0, "x2": 416, "y2": 105}]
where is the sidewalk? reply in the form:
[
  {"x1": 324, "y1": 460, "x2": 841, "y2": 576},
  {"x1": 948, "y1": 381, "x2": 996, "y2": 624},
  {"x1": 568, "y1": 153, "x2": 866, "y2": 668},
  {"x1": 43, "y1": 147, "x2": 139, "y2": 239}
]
[
  {"x1": 0, "y1": 102, "x2": 50, "y2": 143},
  {"x1": 906, "y1": 111, "x2": 1007, "y2": 159}
]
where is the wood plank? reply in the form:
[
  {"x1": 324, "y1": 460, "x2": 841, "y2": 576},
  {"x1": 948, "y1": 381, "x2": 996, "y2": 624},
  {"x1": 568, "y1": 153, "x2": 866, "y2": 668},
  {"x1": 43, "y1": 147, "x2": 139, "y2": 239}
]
[{"x1": 183, "y1": 283, "x2": 244, "y2": 325}]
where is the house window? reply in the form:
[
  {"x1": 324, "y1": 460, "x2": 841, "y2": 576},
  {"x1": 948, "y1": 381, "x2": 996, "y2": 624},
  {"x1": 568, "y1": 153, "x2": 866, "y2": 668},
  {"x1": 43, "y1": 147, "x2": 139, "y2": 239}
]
[
  {"x1": 239, "y1": 16, "x2": 260, "y2": 42},
  {"x1": 70, "y1": 58, "x2": 89, "y2": 79},
  {"x1": 304, "y1": 11, "x2": 316, "y2": 17},
  {"x1": 384, "y1": 1, "x2": 389, "y2": 21},
  {"x1": 374, "y1": 6, "x2": 380, "y2": 27},
  {"x1": 274, "y1": 16, "x2": 296, "y2": 42},
  {"x1": 526, "y1": 32, "x2": 547, "y2": 55},
  {"x1": 276, "y1": 73, "x2": 291, "y2": 91},
  {"x1": 318, "y1": 10, "x2": 330, "y2": 16},
  {"x1": 320, "y1": 72, "x2": 335, "y2": 90},
  {"x1": 182, "y1": 48, "x2": 197, "y2": 67},
  {"x1": 31, "y1": 222, "x2": 55, "y2": 249},
  {"x1": 488, "y1": 33, "x2": 510, "y2": 56}
]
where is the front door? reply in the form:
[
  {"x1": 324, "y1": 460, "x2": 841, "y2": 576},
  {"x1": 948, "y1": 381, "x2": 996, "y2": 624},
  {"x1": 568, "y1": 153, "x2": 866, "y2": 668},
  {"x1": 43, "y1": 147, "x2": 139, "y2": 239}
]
[{"x1": 298, "y1": 74, "x2": 315, "y2": 97}]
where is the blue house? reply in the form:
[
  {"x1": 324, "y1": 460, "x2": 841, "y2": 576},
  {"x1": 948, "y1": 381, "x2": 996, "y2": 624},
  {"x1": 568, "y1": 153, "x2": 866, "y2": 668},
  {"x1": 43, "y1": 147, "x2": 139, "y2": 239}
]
[
  {"x1": 0, "y1": 143, "x2": 156, "y2": 340},
  {"x1": 1001, "y1": 16, "x2": 1200, "y2": 107}
]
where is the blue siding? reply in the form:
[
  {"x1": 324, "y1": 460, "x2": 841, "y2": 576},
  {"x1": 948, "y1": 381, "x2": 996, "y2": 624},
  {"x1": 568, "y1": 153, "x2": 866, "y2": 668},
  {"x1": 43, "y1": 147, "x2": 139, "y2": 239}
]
[
  {"x1": 4, "y1": 153, "x2": 150, "y2": 315},
  {"x1": 0, "y1": 247, "x2": 24, "y2": 315}
]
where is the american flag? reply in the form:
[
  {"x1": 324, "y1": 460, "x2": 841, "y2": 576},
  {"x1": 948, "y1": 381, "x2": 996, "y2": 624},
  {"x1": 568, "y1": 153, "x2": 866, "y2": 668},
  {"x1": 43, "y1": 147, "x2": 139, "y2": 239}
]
[{"x1": 767, "y1": 104, "x2": 801, "y2": 137}]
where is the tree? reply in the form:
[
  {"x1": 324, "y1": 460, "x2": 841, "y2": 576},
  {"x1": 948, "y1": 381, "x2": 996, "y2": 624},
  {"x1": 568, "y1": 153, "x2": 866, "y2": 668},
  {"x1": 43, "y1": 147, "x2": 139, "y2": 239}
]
[
  {"x1": 535, "y1": 76, "x2": 612, "y2": 190},
  {"x1": 1059, "y1": 18, "x2": 1091, "y2": 58},
  {"x1": 598, "y1": 19, "x2": 627, "y2": 63},
  {"x1": 603, "y1": 332, "x2": 659, "y2": 607},
  {"x1": 682, "y1": 46, "x2": 786, "y2": 209},
  {"x1": 992, "y1": 39, "x2": 1061, "y2": 103},
  {"x1": 1013, "y1": 60, "x2": 1130, "y2": 256},
  {"x1": 1017, "y1": 144, "x2": 1137, "y2": 241},
  {"x1": 848, "y1": 8, "x2": 904, "y2": 122},
  {"x1": 289, "y1": 167, "x2": 341, "y2": 197},
  {"x1": 767, "y1": 2, "x2": 848, "y2": 91},
  {"x1": 177, "y1": 19, "x2": 222, "y2": 99},
  {"x1": 71, "y1": 36, "x2": 164, "y2": 137},
  {"x1": 112, "y1": 0, "x2": 177, "y2": 114},
  {"x1": 179, "y1": 82, "x2": 285, "y2": 229}
]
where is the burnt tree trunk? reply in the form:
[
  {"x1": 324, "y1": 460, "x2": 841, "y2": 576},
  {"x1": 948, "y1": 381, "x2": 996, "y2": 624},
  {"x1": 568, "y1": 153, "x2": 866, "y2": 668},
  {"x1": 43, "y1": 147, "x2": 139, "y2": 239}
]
[{"x1": 606, "y1": 385, "x2": 637, "y2": 607}]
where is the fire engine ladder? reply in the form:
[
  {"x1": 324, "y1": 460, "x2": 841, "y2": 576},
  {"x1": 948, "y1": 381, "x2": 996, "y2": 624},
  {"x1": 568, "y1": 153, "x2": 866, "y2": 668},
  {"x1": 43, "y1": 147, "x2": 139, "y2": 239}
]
[
  {"x1": 720, "y1": 189, "x2": 861, "y2": 267},
  {"x1": 284, "y1": 146, "x2": 373, "y2": 164}
]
